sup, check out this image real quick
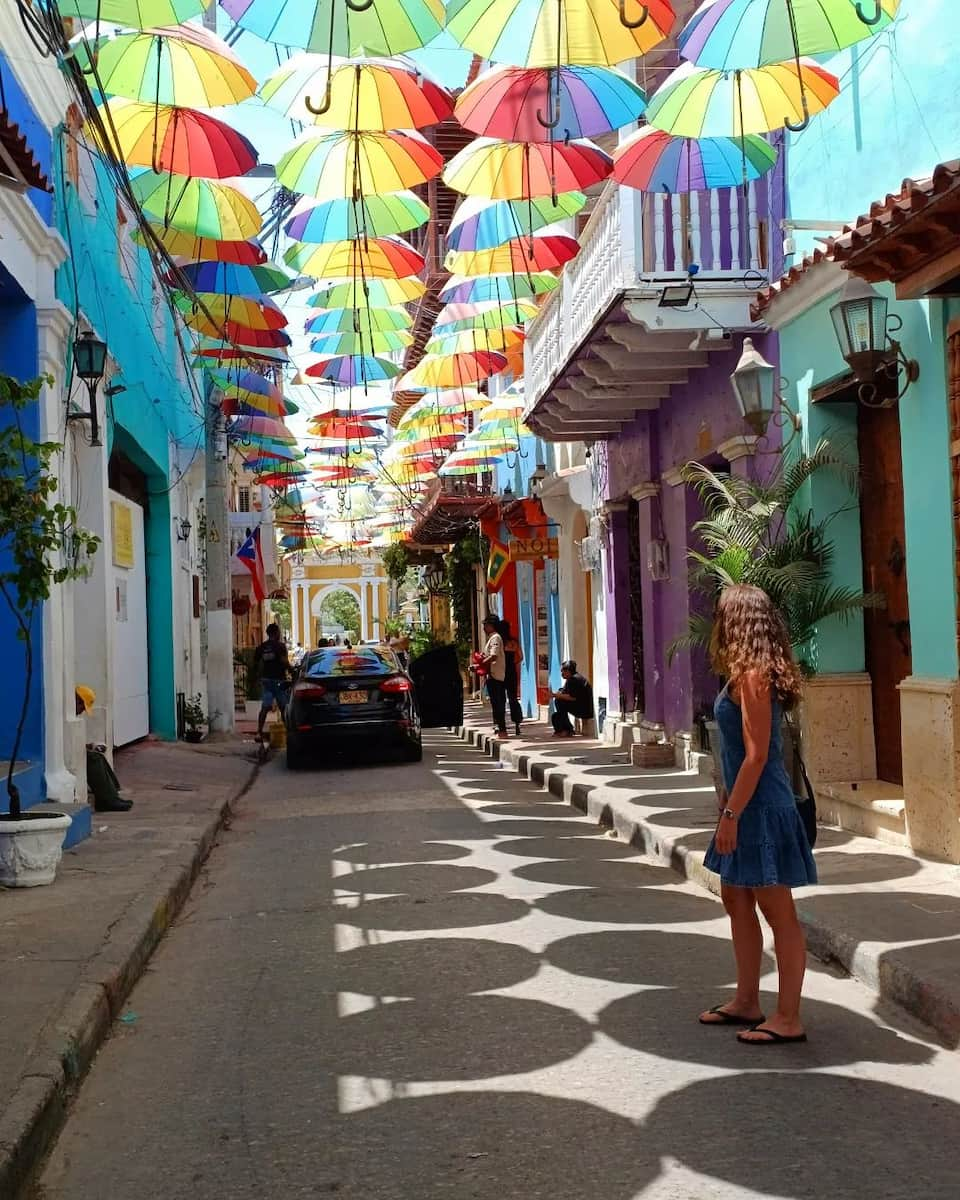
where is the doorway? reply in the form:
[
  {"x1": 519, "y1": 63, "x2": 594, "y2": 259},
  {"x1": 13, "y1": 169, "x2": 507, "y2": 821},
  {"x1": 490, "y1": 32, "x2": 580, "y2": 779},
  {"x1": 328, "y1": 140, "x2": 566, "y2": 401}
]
[{"x1": 858, "y1": 403, "x2": 911, "y2": 784}]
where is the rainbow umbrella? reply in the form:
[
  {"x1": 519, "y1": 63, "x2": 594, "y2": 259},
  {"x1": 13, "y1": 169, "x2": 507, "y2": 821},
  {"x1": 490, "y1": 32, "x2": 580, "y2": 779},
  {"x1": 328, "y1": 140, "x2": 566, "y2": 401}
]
[
  {"x1": 134, "y1": 226, "x2": 267, "y2": 264},
  {"x1": 220, "y1": 0, "x2": 444, "y2": 57},
  {"x1": 60, "y1": 0, "x2": 204, "y2": 23},
  {"x1": 309, "y1": 330, "x2": 413, "y2": 355},
  {"x1": 401, "y1": 390, "x2": 489, "y2": 416},
  {"x1": 285, "y1": 192, "x2": 429, "y2": 243},
  {"x1": 446, "y1": 193, "x2": 586, "y2": 252},
  {"x1": 456, "y1": 64, "x2": 646, "y2": 141},
  {"x1": 261, "y1": 54, "x2": 452, "y2": 130},
  {"x1": 229, "y1": 416, "x2": 298, "y2": 443},
  {"x1": 443, "y1": 137, "x2": 612, "y2": 199},
  {"x1": 81, "y1": 24, "x2": 256, "y2": 107},
  {"x1": 646, "y1": 59, "x2": 840, "y2": 137},
  {"x1": 277, "y1": 130, "x2": 442, "y2": 200},
  {"x1": 178, "y1": 293, "x2": 287, "y2": 330},
  {"x1": 445, "y1": 232, "x2": 579, "y2": 276},
  {"x1": 209, "y1": 367, "x2": 285, "y2": 403},
  {"x1": 171, "y1": 261, "x2": 290, "y2": 296},
  {"x1": 402, "y1": 351, "x2": 508, "y2": 389},
  {"x1": 439, "y1": 272, "x2": 559, "y2": 303},
  {"x1": 445, "y1": 0, "x2": 676, "y2": 65},
  {"x1": 679, "y1": 0, "x2": 901, "y2": 69},
  {"x1": 90, "y1": 99, "x2": 258, "y2": 177},
  {"x1": 434, "y1": 301, "x2": 539, "y2": 332},
  {"x1": 309, "y1": 418, "x2": 384, "y2": 441},
  {"x1": 194, "y1": 343, "x2": 290, "y2": 365},
  {"x1": 195, "y1": 324, "x2": 292, "y2": 349},
  {"x1": 285, "y1": 236, "x2": 425, "y2": 280},
  {"x1": 613, "y1": 126, "x2": 777, "y2": 191},
  {"x1": 129, "y1": 172, "x2": 262, "y2": 238},
  {"x1": 308, "y1": 278, "x2": 426, "y2": 307},
  {"x1": 305, "y1": 306, "x2": 412, "y2": 335},
  {"x1": 424, "y1": 328, "x2": 524, "y2": 356},
  {"x1": 304, "y1": 356, "x2": 404, "y2": 385}
]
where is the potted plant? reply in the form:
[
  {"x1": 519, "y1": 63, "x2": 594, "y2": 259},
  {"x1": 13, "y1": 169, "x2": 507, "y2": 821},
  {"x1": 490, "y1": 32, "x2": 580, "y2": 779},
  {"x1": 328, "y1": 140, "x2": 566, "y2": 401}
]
[
  {"x1": 0, "y1": 374, "x2": 100, "y2": 887},
  {"x1": 182, "y1": 694, "x2": 207, "y2": 743}
]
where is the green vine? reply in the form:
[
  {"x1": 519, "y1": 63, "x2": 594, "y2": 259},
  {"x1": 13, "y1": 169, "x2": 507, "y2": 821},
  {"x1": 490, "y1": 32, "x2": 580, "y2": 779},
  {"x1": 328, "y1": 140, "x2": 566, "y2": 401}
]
[
  {"x1": 380, "y1": 543, "x2": 410, "y2": 584},
  {"x1": 446, "y1": 532, "x2": 488, "y2": 667}
]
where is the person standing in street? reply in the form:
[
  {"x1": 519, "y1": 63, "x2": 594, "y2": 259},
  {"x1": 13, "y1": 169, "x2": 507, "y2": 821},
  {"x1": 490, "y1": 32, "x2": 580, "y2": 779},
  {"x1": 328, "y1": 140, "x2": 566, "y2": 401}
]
[
  {"x1": 499, "y1": 619, "x2": 524, "y2": 736},
  {"x1": 253, "y1": 623, "x2": 290, "y2": 743},
  {"x1": 480, "y1": 614, "x2": 508, "y2": 739},
  {"x1": 699, "y1": 584, "x2": 817, "y2": 1046},
  {"x1": 551, "y1": 661, "x2": 593, "y2": 737}
]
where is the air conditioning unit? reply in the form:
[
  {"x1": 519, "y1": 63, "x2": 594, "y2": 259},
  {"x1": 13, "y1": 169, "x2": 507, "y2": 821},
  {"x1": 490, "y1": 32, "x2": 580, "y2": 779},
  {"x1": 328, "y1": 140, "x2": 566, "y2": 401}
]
[{"x1": 577, "y1": 536, "x2": 601, "y2": 573}]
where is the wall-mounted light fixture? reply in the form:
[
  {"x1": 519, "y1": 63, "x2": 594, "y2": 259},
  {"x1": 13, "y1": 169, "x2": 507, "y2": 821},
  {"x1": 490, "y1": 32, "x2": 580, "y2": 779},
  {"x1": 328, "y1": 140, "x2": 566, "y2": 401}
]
[
  {"x1": 529, "y1": 462, "x2": 548, "y2": 496},
  {"x1": 730, "y1": 337, "x2": 802, "y2": 446},
  {"x1": 70, "y1": 330, "x2": 107, "y2": 447},
  {"x1": 175, "y1": 517, "x2": 192, "y2": 542},
  {"x1": 829, "y1": 275, "x2": 920, "y2": 408},
  {"x1": 424, "y1": 562, "x2": 447, "y2": 594}
]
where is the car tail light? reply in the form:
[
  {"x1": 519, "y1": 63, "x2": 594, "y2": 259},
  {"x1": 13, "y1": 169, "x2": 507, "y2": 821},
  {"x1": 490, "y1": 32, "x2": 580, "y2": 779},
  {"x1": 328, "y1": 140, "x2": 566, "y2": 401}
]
[
  {"x1": 294, "y1": 681, "x2": 326, "y2": 699},
  {"x1": 380, "y1": 676, "x2": 412, "y2": 694}
]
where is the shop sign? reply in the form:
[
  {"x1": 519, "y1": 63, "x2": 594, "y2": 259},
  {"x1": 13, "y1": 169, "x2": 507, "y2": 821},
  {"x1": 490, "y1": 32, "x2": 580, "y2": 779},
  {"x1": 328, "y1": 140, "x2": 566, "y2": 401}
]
[
  {"x1": 509, "y1": 535, "x2": 558, "y2": 561},
  {"x1": 111, "y1": 501, "x2": 134, "y2": 569}
]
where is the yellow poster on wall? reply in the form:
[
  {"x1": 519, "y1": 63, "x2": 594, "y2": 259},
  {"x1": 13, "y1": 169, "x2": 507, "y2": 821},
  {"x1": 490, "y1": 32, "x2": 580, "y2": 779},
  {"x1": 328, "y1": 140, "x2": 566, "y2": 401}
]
[{"x1": 112, "y1": 501, "x2": 134, "y2": 569}]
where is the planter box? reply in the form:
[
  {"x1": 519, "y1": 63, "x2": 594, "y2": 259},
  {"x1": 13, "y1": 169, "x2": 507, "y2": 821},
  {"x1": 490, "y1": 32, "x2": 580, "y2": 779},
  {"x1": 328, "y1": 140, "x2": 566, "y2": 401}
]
[
  {"x1": 0, "y1": 812, "x2": 73, "y2": 887},
  {"x1": 631, "y1": 742, "x2": 677, "y2": 769}
]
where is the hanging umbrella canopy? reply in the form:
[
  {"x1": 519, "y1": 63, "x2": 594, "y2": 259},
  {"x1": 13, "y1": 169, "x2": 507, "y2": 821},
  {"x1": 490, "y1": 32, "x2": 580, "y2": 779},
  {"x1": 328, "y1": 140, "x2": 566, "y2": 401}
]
[
  {"x1": 90, "y1": 99, "x2": 258, "y2": 178},
  {"x1": 261, "y1": 54, "x2": 453, "y2": 130},
  {"x1": 424, "y1": 327, "x2": 524, "y2": 356},
  {"x1": 679, "y1": 0, "x2": 901, "y2": 69},
  {"x1": 434, "y1": 301, "x2": 540, "y2": 332},
  {"x1": 308, "y1": 277, "x2": 426, "y2": 307},
  {"x1": 209, "y1": 367, "x2": 285, "y2": 403},
  {"x1": 195, "y1": 343, "x2": 290, "y2": 365},
  {"x1": 134, "y1": 225, "x2": 267, "y2": 264},
  {"x1": 439, "y1": 271, "x2": 559, "y2": 303},
  {"x1": 220, "y1": 0, "x2": 444, "y2": 57},
  {"x1": 474, "y1": 400, "x2": 525, "y2": 421},
  {"x1": 309, "y1": 418, "x2": 384, "y2": 440},
  {"x1": 309, "y1": 329, "x2": 413, "y2": 355},
  {"x1": 170, "y1": 261, "x2": 290, "y2": 296},
  {"x1": 444, "y1": 232, "x2": 579, "y2": 276},
  {"x1": 194, "y1": 323, "x2": 292, "y2": 350},
  {"x1": 400, "y1": 390, "x2": 489, "y2": 417},
  {"x1": 443, "y1": 137, "x2": 612, "y2": 199},
  {"x1": 646, "y1": 58, "x2": 840, "y2": 137},
  {"x1": 81, "y1": 23, "x2": 256, "y2": 107},
  {"x1": 285, "y1": 236, "x2": 425, "y2": 280},
  {"x1": 130, "y1": 172, "x2": 263, "y2": 239},
  {"x1": 456, "y1": 64, "x2": 646, "y2": 141},
  {"x1": 222, "y1": 393, "x2": 293, "y2": 418},
  {"x1": 285, "y1": 192, "x2": 429, "y2": 243},
  {"x1": 305, "y1": 306, "x2": 413, "y2": 335},
  {"x1": 229, "y1": 415, "x2": 298, "y2": 443},
  {"x1": 613, "y1": 125, "x2": 777, "y2": 191},
  {"x1": 402, "y1": 350, "x2": 508, "y2": 389},
  {"x1": 303, "y1": 355, "x2": 404, "y2": 385},
  {"x1": 178, "y1": 292, "x2": 287, "y2": 330},
  {"x1": 444, "y1": 0, "x2": 676, "y2": 65},
  {"x1": 446, "y1": 193, "x2": 586, "y2": 252},
  {"x1": 277, "y1": 129, "x2": 442, "y2": 200},
  {"x1": 60, "y1": 0, "x2": 205, "y2": 23}
]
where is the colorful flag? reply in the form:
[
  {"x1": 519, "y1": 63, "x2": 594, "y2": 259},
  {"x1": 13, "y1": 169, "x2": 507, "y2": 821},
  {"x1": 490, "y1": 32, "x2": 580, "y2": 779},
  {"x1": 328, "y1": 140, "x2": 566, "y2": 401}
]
[
  {"x1": 236, "y1": 525, "x2": 266, "y2": 602},
  {"x1": 486, "y1": 538, "x2": 510, "y2": 593}
]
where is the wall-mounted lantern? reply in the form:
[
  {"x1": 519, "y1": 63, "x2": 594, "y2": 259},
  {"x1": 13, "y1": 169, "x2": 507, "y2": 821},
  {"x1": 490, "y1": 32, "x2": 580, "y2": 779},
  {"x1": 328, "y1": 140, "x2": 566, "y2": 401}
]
[
  {"x1": 424, "y1": 562, "x2": 447, "y2": 594},
  {"x1": 730, "y1": 337, "x2": 802, "y2": 445},
  {"x1": 175, "y1": 517, "x2": 192, "y2": 542},
  {"x1": 70, "y1": 330, "x2": 107, "y2": 447},
  {"x1": 829, "y1": 275, "x2": 920, "y2": 407}
]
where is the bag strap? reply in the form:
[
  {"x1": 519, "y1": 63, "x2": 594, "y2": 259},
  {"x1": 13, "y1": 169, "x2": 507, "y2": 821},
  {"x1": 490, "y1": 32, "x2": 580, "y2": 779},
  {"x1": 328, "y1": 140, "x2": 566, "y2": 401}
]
[{"x1": 783, "y1": 711, "x2": 817, "y2": 806}]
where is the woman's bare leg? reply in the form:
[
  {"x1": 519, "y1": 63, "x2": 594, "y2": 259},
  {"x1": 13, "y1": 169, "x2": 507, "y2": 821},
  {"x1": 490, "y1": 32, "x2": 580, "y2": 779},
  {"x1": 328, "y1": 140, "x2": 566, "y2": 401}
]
[
  {"x1": 739, "y1": 886, "x2": 806, "y2": 1040},
  {"x1": 700, "y1": 884, "x2": 764, "y2": 1023}
]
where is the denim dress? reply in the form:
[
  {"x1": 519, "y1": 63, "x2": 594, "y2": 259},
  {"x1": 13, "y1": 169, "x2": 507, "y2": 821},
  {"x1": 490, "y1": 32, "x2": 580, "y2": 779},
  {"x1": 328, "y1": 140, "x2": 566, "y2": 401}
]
[{"x1": 704, "y1": 686, "x2": 818, "y2": 889}]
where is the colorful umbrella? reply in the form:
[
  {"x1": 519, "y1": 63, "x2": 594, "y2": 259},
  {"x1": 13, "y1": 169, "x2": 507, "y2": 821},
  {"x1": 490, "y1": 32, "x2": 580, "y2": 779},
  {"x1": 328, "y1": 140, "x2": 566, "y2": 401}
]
[
  {"x1": 443, "y1": 137, "x2": 613, "y2": 199},
  {"x1": 308, "y1": 278, "x2": 426, "y2": 307},
  {"x1": 439, "y1": 272, "x2": 559, "y2": 303},
  {"x1": 456, "y1": 64, "x2": 646, "y2": 141},
  {"x1": 91, "y1": 99, "x2": 258, "y2": 177},
  {"x1": 446, "y1": 193, "x2": 586, "y2": 252},
  {"x1": 209, "y1": 367, "x2": 285, "y2": 404},
  {"x1": 82, "y1": 24, "x2": 256, "y2": 107},
  {"x1": 261, "y1": 54, "x2": 452, "y2": 130},
  {"x1": 129, "y1": 172, "x2": 262, "y2": 238},
  {"x1": 304, "y1": 356, "x2": 404, "y2": 385},
  {"x1": 401, "y1": 390, "x2": 489, "y2": 415},
  {"x1": 444, "y1": 0, "x2": 676, "y2": 66},
  {"x1": 277, "y1": 130, "x2": 442, "y2": 200},
  {"x1": 305, "y1": 306, "x2": 412, "y2": 335},
  {"x1": 613, "y1": 126, "x2": 777, "y2": 191},
  {"x1": 444, "y1": 232, "x2": 579, "y2": 276},
  {"x1": 220, "y1": 0, "x2": 444, "y2": 58},
  {"x1": 194, "y1": 324, "x2": 292, "y2": 349},
  {"x1": 285, "y1": 192, "x2": 429, "y2": 243},
  {"x1": 134, "y1": 226, "x2": 267, "y2": 264},
  {"x1": 434, "y1": 301, "x2": 540, "y2": 331},
  {"x1": 309, "y1": 330, "x2": 413, "y2": 355},
  {"x1": 402, "y1": 351, "x2": 508, "y2": 389},
  {"x1": 285, "y1": 236, "x2": 425, "y2": 280},
  {"x1": 424, "y1": 328, "x2": 524, "y2": 355},
  {"x1": 60, "y1": 0, "x2": 205, "y2": 23},
  {"x1": 171, "y1": 261, "x2": 290, "y2": 296},
  {"x1": 194, "y1": 343, "x2": 289, "y2": 365},
  {"x1": 645, "y1": 59, "x2": 840, "y2": 137},
  {"x1": 177, "y1": 292, "x2": 287, "y2": 330},
  {"x1": 679, "y1": 0, "x2": 901, "y2": 70}
]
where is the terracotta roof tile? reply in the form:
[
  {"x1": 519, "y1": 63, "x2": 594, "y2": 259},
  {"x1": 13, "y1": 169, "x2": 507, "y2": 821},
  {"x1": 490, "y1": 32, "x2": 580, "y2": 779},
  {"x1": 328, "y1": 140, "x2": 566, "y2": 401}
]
[
  {"x1": 0, "y1": 108, "x2": 50, "y2": 192},
  {"x1": 751, "y1": 245, "x2": 837, "y2": 320}
]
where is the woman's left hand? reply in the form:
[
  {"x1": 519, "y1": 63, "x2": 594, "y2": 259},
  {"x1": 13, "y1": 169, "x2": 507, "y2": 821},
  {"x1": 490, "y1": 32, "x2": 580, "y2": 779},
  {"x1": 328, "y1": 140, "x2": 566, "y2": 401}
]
[{"x1": 714, "y1": 818, "x2": 738, "y2": 856}]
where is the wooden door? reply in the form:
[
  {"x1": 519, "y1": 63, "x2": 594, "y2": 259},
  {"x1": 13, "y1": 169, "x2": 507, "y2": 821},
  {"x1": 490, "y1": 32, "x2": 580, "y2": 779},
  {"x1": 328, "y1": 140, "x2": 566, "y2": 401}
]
[{"x1": 858, "y1": 404, "x2": 911, "y2": 784}]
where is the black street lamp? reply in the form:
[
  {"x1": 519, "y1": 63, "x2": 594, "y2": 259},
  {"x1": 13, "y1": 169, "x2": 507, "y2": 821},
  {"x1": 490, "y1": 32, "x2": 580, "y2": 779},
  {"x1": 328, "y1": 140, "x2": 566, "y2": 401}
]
[
  {"x1": 830, "y1": 275, "x2": 920, "y2": 407},
  {"x1": 424, "y1": 563, "x2": 446, "y2": 594},
  {"x1": 71, "y1": 331, "x2": 107, "y2": 447}
]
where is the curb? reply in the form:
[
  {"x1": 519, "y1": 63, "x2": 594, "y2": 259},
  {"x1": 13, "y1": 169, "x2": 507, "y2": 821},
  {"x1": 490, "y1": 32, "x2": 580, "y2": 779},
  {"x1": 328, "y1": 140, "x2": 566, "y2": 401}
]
[
  {"x1": 459, "y1": 723, "x2": 960, "y2": 1048},
  {"x1": 0, "y1": 761, "x2": 259, "y2": 1199}
]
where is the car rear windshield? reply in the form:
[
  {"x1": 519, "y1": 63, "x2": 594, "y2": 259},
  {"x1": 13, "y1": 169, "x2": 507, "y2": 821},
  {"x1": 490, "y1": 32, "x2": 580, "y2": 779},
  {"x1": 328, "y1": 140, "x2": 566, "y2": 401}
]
[{"x1": 303, "y1": 648, "x2": 399, "y2": 678}]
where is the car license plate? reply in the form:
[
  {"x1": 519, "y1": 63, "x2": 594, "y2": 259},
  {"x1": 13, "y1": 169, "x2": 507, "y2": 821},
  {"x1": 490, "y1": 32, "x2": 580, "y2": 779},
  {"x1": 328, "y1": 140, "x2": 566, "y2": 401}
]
[{"x1": 340, "y1": 690, "x2": 368, "y2": 705}]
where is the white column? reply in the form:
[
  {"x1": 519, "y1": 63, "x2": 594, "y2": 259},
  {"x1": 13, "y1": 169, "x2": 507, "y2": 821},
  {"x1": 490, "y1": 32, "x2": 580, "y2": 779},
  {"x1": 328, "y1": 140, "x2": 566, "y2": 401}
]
[
  {"x1": 291, "y1": 581, "x2": 303, "y2": 645},
  {"x1": 359, "y1": 581, "x2": 369, "y2": 641}
]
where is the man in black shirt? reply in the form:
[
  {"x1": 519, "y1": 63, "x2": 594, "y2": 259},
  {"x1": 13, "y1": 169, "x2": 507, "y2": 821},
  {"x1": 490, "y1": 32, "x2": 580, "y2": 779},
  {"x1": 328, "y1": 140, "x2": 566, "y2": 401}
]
[
  {"x1": 253, "y1": 623, "x2": 290, "y2": 740},
  {"x1": 551, "y1": 660, "x2": 594, "y2": 737}
]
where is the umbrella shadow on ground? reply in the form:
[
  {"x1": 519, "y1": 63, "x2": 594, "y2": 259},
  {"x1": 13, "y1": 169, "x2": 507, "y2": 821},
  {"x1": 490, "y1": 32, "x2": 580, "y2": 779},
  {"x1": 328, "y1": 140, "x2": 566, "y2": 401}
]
[
  {"x1": 333, "y1": 841, "x2": 473, "y2": 865},
  {"x1": 535, "y1": 886, "x2": 723, "y2": 926},
  {"x1": 511, "y1": 858, "x2": 677, "y2": 889},
  {"x1": 336, "y1": 937, "x2": 540, "y2": 997},
  {"x1": 476, "y1": 818, "x2": 610, "y2": 840},
  {"x1": 874, "y1": 937, "x2": 960, "y2": 1049},
  {"x1": 812, "y1": 851, "x2": 923, "y2": 885},
  {"x1": 332, "y1": 863, "x2": 498, "y2": 898},
  {"x1": 335, "y1": 891, "x2": 531, "y2": 932},
  {"x1": 798, "y1": 891, "x2": 960, "y2": 942},
  {"x1": 474, "y1": 801, "x2": 586, "y2": 819},
  {"x1": 493, "y1": 835, "x2": 644, "y2": 861}
]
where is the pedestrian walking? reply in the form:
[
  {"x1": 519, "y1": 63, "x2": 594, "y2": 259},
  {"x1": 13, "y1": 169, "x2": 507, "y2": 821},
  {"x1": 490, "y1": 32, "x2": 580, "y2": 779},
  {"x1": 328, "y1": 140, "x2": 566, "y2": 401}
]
[
  {"x1": 698, "y1": 584, "x2": 817, "y2": 1046},
  {"x1": 479, "y1": 614, "x2": 508, "y2": 738},
  {"x1": 253, "y1": 623, "x2": 291, "y2": 744},
  {"x1": 550, "y1": 660, "x2": 593, "y2": 737},
  {"x1": 499, "y1": 619, "x2": 524, "y2": 736}
]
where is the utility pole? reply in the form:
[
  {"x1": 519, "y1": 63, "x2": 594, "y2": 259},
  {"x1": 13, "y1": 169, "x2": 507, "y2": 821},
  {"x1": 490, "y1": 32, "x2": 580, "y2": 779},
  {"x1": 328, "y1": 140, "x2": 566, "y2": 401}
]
[{"x1": 205, "y1": 389, "x2": 234, "y2": 733}]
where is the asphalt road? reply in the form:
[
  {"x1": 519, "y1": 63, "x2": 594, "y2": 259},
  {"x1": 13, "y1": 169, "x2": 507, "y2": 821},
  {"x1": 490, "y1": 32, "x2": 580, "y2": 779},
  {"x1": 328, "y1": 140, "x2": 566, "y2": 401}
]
[{"x1": 33, "y1": 730, "x2": 960, "y2": 1199}]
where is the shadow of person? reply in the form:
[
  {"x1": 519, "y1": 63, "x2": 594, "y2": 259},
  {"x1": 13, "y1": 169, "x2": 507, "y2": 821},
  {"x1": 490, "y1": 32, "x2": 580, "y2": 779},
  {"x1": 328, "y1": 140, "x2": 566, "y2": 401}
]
[
  {"x1": 334, "y1": 841, "x2": 472, "y2": 865},
  {"x1": 600, "y1": 988, "x2": 933, "y2": 1071},
  {"x1": 331, "y1": 995, "x2": 594, "y2": 1081},
  {"x1": 546, "y1": 929, "x2": 772, "y2": 991},
  {"x1": 336, "y1": 892, "x2": 530, "y2": 932},
  {"x1": 536, "y1": 887, "x2": 722, "y2": 926},
  {"x1": 643, "y1": 1073, "x2": 957, "y2": 1199},
  {"x1": 332, "y1": 1092, "x2": 657, "y2": 1199},
  {"x1": 336, "y1": 937, "x2": 540, "y2": 998},
  {"x1": 332, "y1": 864, "x2": 497, "y2": 898}
]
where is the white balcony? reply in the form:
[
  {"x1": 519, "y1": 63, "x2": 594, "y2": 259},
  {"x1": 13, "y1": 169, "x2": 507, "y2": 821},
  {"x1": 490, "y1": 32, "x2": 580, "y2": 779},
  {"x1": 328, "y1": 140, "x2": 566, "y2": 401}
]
[{"x1": 523, "y1": 176, "x2": 774, "y2": 441}]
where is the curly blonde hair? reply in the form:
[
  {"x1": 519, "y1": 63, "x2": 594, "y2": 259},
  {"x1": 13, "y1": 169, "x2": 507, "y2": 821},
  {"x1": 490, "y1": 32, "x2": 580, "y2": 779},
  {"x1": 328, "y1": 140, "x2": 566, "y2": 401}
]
[{"x1": 710, "y1": 584, "x2": 803, "y2": 710}]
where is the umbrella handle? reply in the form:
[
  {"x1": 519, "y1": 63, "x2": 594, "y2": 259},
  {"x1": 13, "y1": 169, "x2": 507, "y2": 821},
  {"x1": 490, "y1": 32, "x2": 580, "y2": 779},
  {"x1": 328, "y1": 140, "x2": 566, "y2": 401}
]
[
  {"x1": 618, "y1": 0, "x2": 648, "y2": 29},
  {"x1": 305, "y1": 76, "x2": 333, "y2": 115},
  {"x1": 784, "y1": 89, "x2": 810, "y2": 133},
  {"x1": 854, "y1": 1, "x2": 883, "y2": 24},
  {"x1": 536, "y1": 90, "x2": 561, "y2": 130},
  {"x1": 346, "y1": 0, "x2": 375, "y2": 10}
]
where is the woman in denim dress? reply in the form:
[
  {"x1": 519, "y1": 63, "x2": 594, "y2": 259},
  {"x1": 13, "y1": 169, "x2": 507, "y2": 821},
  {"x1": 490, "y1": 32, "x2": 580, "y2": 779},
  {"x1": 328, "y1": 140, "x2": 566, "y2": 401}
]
[{"x1": 699, "y1": 585, "x2": 817, "y2": 1045}]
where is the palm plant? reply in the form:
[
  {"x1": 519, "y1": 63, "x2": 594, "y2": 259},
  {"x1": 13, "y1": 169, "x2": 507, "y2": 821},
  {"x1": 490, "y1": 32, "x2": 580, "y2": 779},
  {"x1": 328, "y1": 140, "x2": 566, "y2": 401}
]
[{"x1": 668, "y1": 439, "x2": 882, "y2": 669}]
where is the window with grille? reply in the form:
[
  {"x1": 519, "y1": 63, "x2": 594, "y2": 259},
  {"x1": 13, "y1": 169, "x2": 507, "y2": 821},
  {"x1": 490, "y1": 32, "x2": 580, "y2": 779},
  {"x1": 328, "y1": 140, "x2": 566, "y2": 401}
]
[{"x1": 237, "y1": 486, "x2": 251, "y2": 513}]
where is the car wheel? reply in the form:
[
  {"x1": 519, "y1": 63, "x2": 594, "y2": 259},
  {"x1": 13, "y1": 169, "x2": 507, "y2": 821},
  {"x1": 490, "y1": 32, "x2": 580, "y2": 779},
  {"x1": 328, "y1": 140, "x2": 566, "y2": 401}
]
[
  {"x1": 286, "y1": 735, "x2": 306, "y2": 770},
  {"x1": 404, "y1": 737, "x2": 423, "y2": 763}
]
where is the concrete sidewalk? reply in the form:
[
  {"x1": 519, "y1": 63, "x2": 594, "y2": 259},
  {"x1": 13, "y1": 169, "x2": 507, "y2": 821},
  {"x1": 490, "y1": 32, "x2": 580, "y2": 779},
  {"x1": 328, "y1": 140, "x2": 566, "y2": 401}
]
[
  {"x1": 0, "y1": 737, "x2": 258, "y2": 1198},
  {"x1": 460, "y1": 704, "x2": 960, "y2": 1049}
]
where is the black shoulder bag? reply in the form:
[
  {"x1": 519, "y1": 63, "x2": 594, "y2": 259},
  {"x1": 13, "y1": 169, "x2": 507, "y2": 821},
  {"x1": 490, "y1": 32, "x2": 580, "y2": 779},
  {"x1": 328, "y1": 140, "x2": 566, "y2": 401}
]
[{"x1": 784, "y1": 712, "x2": 818, "y2": 849}]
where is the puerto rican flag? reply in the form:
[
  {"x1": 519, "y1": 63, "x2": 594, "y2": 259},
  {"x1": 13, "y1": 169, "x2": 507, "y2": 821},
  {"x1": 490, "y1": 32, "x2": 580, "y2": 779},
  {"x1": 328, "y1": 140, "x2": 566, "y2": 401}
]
[{"x1": 236, "y1": 526, "x2": 266, "y2": 603}]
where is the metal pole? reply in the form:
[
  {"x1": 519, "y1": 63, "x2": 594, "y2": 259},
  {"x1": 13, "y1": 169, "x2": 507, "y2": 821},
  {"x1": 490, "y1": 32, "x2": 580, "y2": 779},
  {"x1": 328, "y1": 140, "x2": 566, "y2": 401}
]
[{"x1": 204, "y1": 387, "x2": 235, "y2": 733}]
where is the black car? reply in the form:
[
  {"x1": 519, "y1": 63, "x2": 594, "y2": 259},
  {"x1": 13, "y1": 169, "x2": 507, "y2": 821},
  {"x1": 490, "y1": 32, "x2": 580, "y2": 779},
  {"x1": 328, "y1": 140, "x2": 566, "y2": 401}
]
[{"x1": 285, "y1": 645, "x2": 422, "y2": 768}]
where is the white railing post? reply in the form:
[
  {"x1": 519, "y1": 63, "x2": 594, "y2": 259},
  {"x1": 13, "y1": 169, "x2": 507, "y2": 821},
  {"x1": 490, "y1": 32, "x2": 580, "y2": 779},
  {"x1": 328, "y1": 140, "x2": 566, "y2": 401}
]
[
  {"x1": 671, "y1": 197, "x2": 683, "y2": 270},
  {"x1": 710, "y1": 190, "x2": 722, "y2": 272},
  {"x1": 690, "y1": 191, "x2": 702, "y2": 269},
  {"x1": 748, "y1": 179, "x2": 761, "y2": 271},
  {"x1": 730, "y1": 188, "x2": 742, "y2": 272},
  {"x1": 654, "y1": 193, "x2": 666, "y2": 272}
]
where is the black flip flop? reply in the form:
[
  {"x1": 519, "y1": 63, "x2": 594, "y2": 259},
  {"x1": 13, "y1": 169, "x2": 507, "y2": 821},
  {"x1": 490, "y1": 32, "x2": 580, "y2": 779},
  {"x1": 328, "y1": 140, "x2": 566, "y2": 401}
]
[
  {"x1": 699, "y1": 1005, "x2": 766, "y2": 1027},
  {"x1": 737, "y1": 1024, "x2": 808, "y2": 1045}
]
